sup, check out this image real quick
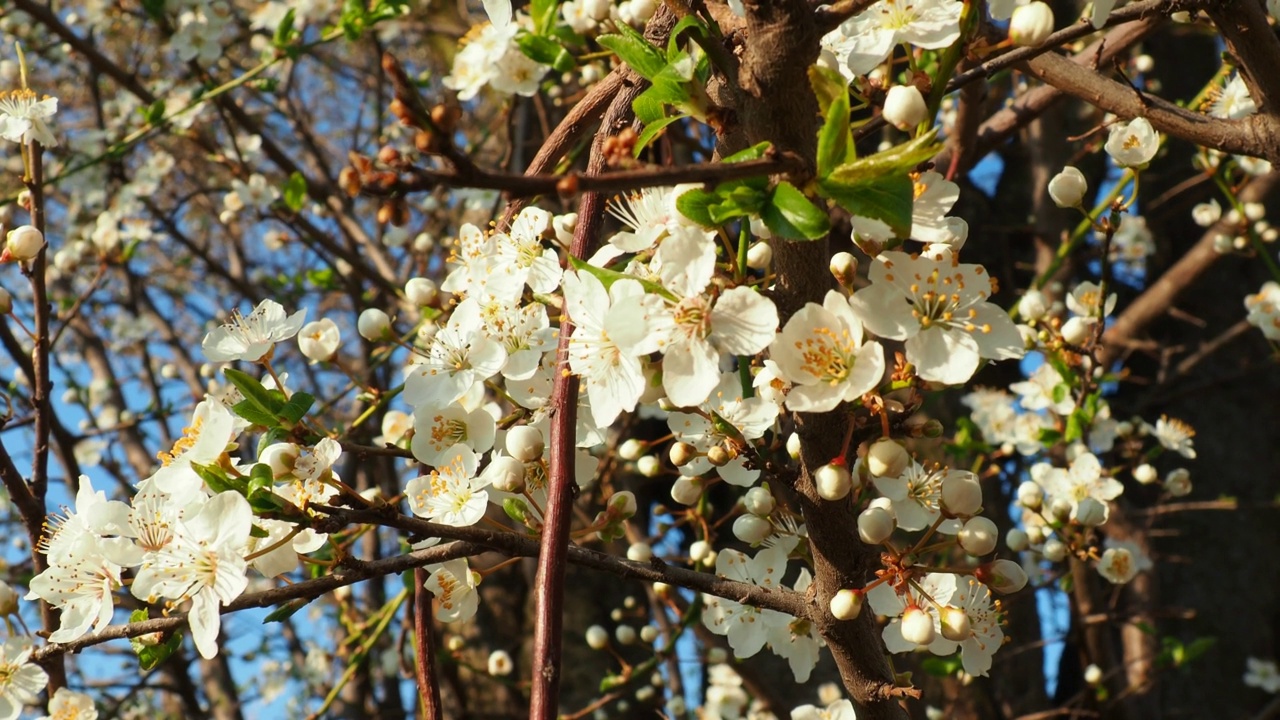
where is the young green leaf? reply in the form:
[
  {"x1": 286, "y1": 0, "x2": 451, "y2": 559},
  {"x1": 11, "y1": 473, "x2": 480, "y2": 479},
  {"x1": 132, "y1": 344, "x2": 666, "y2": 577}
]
[
  {"x1": 762, "y1": 181, "x2": 831, "y2": 240},
  {"x1": 597, "y1": 23, "x2": 665, "y2": 80},
  {"x1": 818, "y1": 173, "x2": 914, "y2": 238},
  {"x1": 283, "y1": 171, "x2": 307, "y2": 212}
]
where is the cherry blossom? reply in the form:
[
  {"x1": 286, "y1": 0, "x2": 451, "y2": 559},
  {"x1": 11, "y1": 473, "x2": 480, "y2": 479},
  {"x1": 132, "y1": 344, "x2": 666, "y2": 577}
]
[
  {"x1": 405, "y1": 444, "x2": 490, "y2": 527},
  {"x1": 202, "y1": 300, "x2": 307, "y2": 363},
  {"x1": 0, "y1": 639, "x2": 47, "y2": 720},
  {"x1": 768, "y1": 289, "x2": 885, "y2": 412}
]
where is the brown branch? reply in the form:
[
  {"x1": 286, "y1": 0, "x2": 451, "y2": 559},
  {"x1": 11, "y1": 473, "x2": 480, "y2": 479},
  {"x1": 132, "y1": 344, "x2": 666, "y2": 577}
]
[
  {"x1": 1204, "y1": 0, "x2": 1280, "y2": 116},
  {"x1": 412, "y1": 567, "x2": 444, "y2": 720},
  {"x1": 1021, "y1": 47, "x2": 1280, "y2": 163}
]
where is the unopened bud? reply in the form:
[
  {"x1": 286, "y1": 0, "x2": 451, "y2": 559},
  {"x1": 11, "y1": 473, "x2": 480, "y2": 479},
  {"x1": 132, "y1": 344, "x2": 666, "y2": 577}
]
[
  {"x1": 939, "y1": 605, "x2": 971, "y2": 641},
  {"x1": 830, "y1": 589, "x2": 863, "y2": 620},
  {"x1": 976, "y1": 559, "x2": 1029, "y2": 593},
  {"x1": 1042, "y1": 539, "x2": 1068, "y2": 562},
  {"x1": 1072, "y1": 496, "x2": 1107, "y2": 526},
  {"x1": 1016, "y1": 481, "x2": 1043, "y2": 510},
  {"x1": 619, "y1": 439, "x2": 645, "y2": 461},
  {"x1": 829, "y1": 251, "x2": 858, "y2": 288},
  {"x1": 405, "y1": 277, "x2": 438, "y2": 307},
  {"x1": 5, "y1": 225, "x2": 44, "y2": 262},
  {"x1": 857, "y1": 506, "x2": 895, "y2": 544},
  {"x1": 882, "y1": 85, "x2": 928, "y2": 131},
  {"x1": 487, "y1": 456, "x2": 526, "y2": 493},
  {"x1": 505, "y1": 425, "x2": 545, "y2": 463},
  {"x1": 670, "y1": 476, "x2": 702, "y2": 505},
  {"x1": 815, "y1": 462, "x2": 853, "y2": 501},
  {"x1": 706, "y1": 445, "x2": 732, "y2": 467},
  {"x1": 357, "y1": 308, "x2": 392, "y2": 340},
  {"x1": 1164, "y1": 468, "x2": 1192, "y2": 497},
  {"x1": 900, "y1": 605, "x2": 936, "y2": 645},
  {"x1": 585, "y1": 625, "x2": 609, "y2": 650},
  {"x1": 941, "y1": 471, "x2": 983, "y2": 516},
  {"x1": 733, "y1": 514, "x2": 772, "y2": 544},
  {"x1": 743, "y1": 486, "x2": 775, "y2": 517},
  {"x1": 669, "y1": 441, "x2": 698, "y2": 468},
  {"x1": 867, "y1": 439, "x2": 909, "y2": 478},
  {"x1": 1009, "y1": 1, "x2": 1055, "y2": 47},
  {"x1": 626, "y1": 542, "x2": 653, "y2": 562},
  {"x1": 1005, "y1": 528, "x2": 1029, "y2": 552},
  {"x1": 746, "y1": 241, "x2": 772, "y2": 269},
  {"x1": 958, "y1": 516, "x2": 999, "y2": 556}
]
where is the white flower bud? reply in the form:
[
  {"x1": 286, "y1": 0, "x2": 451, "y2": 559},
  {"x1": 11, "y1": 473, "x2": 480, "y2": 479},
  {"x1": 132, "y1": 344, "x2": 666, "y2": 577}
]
[
  {"x1": 609, "y1": 491, "x2": 638, "y2": 519},
  {"x1": 900, "y1": 605, "x2": 936, "y2": 646},
  {"x1": 743, "y1": 486, "x2": 776, "y2": 517},
  {"x1": 941, "y1": 472, "x2": 983, "y2": 516},
  {"x1": 883, "y1": 85, "x2": 928, "y2": 131},
  {"x1": 1018, "y1": 289, "x2": 1050, "y2": 321},
  {"x1": 1245, "y1": 202, "x2": 1266, "y2": 221},
  {"x1": 1061, "y1": 316, "x2": 1093, "y2": 345},
  {"x1": 829, "y1": 251, "x2": 858, "y2": 288},
  {"x1": 627, "y1": 542, "x2": 653, "y2": 562},
  {"x1": 939, "y1": 605, "x2": 971, "y2": 641},
  {"x1": 706, "y1": 446, "x2": 732, "y2": 467},
  {"x1": 405, "y1": 277, "x2": 438, "y2": 306},
  {"x1": 1025, "y1": 524, "x2": 1047, "y2": 546},
  {"x1": 689, "y1": 540, "x2": 711, "y2": 563},
  {"x1": 1049, "y1": 498, "x2": 1073, "y2": 522},
  {"x1": 1164, "y1": 468, "x2": 1192, "y2": 497},
  {"x1": 1212, "y1": 233, "x2": 1234, "y2": 254},
  {"x1": 487, "y1": 456, "x2": 526, "y2": 493},
  {"x1": 640, "y1": 625, "x2": 659, "y2": 643},
  {"x1": 867, "y1": 439, "x2": 909, "y2": 478},
  {"x1": 1084, "y1": 663, "x2": 1103, "y2": 685},
  {"x1": 0, "y1": 580, "x2": 18, "y2": 617},
  {"x1": 1016, "y1": 481, "x2": 1043, "y2": 510},
  {"x1": 979, "y1": 559, "x2": 1029, "y2": 593},
  {"x1": 958, "y1": 516, "x2": 998, "y2": 556},
  {"x1": 786, "y1": 432, "x2": 802, "y2": 459},
  {"x1": 670, "y1": 476, "x2": 702, "y2": 504},
  {"x1": 505, "y1": 425, "x2": 545, "y2": 462},
  {"x1": 357, "y1": 308, "x2": 392, "y2": 340},
  {"x1": 1072, "y1": 497, "x2": 1107, "y2": 526},
  {"x1": 746, "y1": 241, "x2": 772, "y2": 269},
  {"x1": 615, "y1": 625, "x2": 637, "y2": 645},
  {"x1": 637, "y1": 455, "x2": 661, "y2": 477},
  {"x1": 487, "y1": 650, "x2": 513, "y2": 676},
  {"x1": 857, "y1": 507, "x2": 895, "y2": 544},
  {"x1": 260, "y1": 443, "x2": 301, "y2": 478},
  {"x1": 733, "y1": 514, "x2": 772, "y2": 544},
  {"x1": 1134, "y1": 54, "x2": 1155, "y2": 72},
  {"x1": 619, "y1": 439, "x2": 645, "y2": 461},
  {"x1": 5, "y1": 225, "x2": 44, "y2": 262},
  {"x1": 1006, "y1": 528, "x2": 1029, "y2": 552},
  {"x1": 1042, "y1": 538, "x2": 1068, "y2": 562},
  {"x1": 669, "y1": 441, "x2": 698, "y2": 468},
  {"x1": 1009, "y1": 1, "x2": 1055, "y2": 47},
  {"x1": 1047, "y1": 166, "x2": 1087, "y2": 208},
  {"x1": 298, "y1": 319, "x2": 340, "y2": 362},
  {"x1": 1192, "y1": 200, "x2": 1221, "y2": 227},
  {"x1": 815, "y1": 462, "x2": 853, "y2": 501},
  {"x1": 830, "y1": 589, "x2": 863, "y2": 620},
  {"x1": 585, "y1": 625, "x2": 609, "y2": 650},
  {"x1": 1132, "y1": 463, "x2": 1158, "y2": 484}
]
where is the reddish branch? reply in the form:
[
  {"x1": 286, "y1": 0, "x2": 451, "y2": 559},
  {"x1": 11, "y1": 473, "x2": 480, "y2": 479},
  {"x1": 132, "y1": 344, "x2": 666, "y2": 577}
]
[{"x1": 412, "y1": 567, "x2": 445, "y2": 720}]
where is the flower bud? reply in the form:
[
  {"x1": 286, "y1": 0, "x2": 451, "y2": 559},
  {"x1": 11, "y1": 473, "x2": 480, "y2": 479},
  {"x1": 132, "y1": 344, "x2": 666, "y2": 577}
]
[
  {"x1": 505, "y1": 425, "x2": 545, "y2": 462},
  {"x1": 744, "y1": 486, "x2": 776, "y2": 517},
  {"x1": 619, "y1": 439, "x2": 645, "y2": 461},
  {"x1": 586, "y1": 625, "x2": 609, "y2": 650},
  {"x1": 900, "y1": 605, "x2": 936, "y2": 646},
  {"x1": 640, "y1": 625, "x2": 659, "y2": 643},
  {"x1": 1018, "y1": 290, "x2": 1050, "y2": 321},
  {"x1": 1048, "y1": 166, "x2": 1087, "y2": 208},
  {"x1": 405, "y1": 277, "x2": 438, "y2": 306},
  {"x1": 830, "y1": 589, "x2": 863, "y2": 620},
  {"x1": 1025, "y1": 524, "x2": 1047, "y2": 546},
  {"x1": 0, "y1": 580, "x2": 18, "y2": 617},
  {"x1": 627, "y1": 542, "x2": 653, "y2": 562},
  {"x1": 706, "y1": 445, "x2": 732, "y2": 467},
  {"x1": 867, "y1": 439, "x2": 909, "y2": 478},
  {"x1": 637, "y1": 455, "x2": 661, "y2": 477},
  {"x1": 487, "y1": 650, "x2": 513, "y2": 676},
  {"x1": 829, "y1": 251, "x2": 858, "y2": 288},
  {"x1": 357, "y1": 308, "x2": 392, "y2": 340},
  {"x1": 1164, "y1": 468, "x2": 1192, "y2": 497},
  {"x1": 4, "y1": 225, "x2": 44, "y2": 262},
  {"x1": 958, "y1": 516, "x2": 998, "y2": 556},
  {"x1": 733, "y1": 514, "x2": 772, "y2": 544},
  {"x1": 815, "y1": 462, "x2": 853, "y2": 501},
  {"x1": 746, "y1": 241, "x2": 772, "y2": 269},
  {"x1": 669, "y1": 441, "x2": 698, "y2": 468},
  {"x1": 609, "y1": 491, "x2": 637, "y2": 519},
  {"x1": 1016, "y1": 481, "x2": 1043, "y2": 510},
  {"x1": 1042, "y1": 538, "x2": 1068, "y2": 562},
  {"x1": 1132, "y1": 463, "x2": 1158, "y2": 484},
  {"x1": 1084, "y1": 664, "x2": 1103, "y2": 685},
  {"x1": 689, "y1": 540, "x2": 711, "y2": 563},
  {"x1": 487, "y1": 456, "x2": 526, "y2": 493},
  {"x1": 615, "y1": 625, "x2": 637, "y2": 645},
  {"x1": 1048, "y1": 498, "x2": 1073, "y2": 523},
  {"x1": 261, "y1": 443, "x2": 301, "y2": 478},
  {"x1": 1005, "y1": 528, "x2": 1029, "y2": 552},
  {"x1": 977, "y1": 559, "x2": 1029, "y2": 593},
  {"x1": 1192, "y1": 200, "x2": 1221, "y2": 227},
  {"x1": 1061, "y1": 316, "x2": 1093, "y2": 345},
  {"x1": 939, "y1": 605, "x2": 971, "y2": 641},
  {"x1": 1009, "y1": 1, "x2": 1055, "y2": 47},
  {"x1": 298, "y1": 319, "x2": 340, "y2": 363},
  {"x1": 786, "y1": 432, "x2": 802, "y2": 459},
  {"x1": 883, "y1": 85, "x2": 928, "y2": 131},
  {"x1": 857, "y1": 506, "x2": 895, "y2": 544},
  {"x1": 941, "y1": 472, "x2": 983, "y2": 516},
  {"x1": 670, "y1": 476, "x2": 702, "y2": 505},
  {"x1": 1072, "y1": 496, "x2": 1107, "y2": 526}
]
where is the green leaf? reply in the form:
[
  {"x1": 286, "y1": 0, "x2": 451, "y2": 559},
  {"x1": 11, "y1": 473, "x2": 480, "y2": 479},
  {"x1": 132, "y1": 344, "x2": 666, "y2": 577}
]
[
  {"x1": 232, "y1": 399, "x2": 281, "y2": 429},
  {"x1": 192, "y1": 462, "x2": 242, "y2": 495},
  {"x1": 278, "y1": 392, "x2": 316, "y2": 425},
  {"x1": 282, "y1": 172, "x2": 307, "y2": 212},
  {"x1": 762, "y1": 181, "x2": 831, "y2": 240},
  {"x1": 1037, "y1": 428, "x2": 1063, "y2": 445},
  {"x1": 140, "y1": 0, "x2": 166, "y2": 21},
  {"x1": 816, "y1": 90, "x2": 853, "y2": 180},
  {"x1": 263, "y1": 598, "x2": 309, "y2": 623},
  {"x1": 273, "y1": 9, "x2": 299, "y2": 51},
  {"x1": 130, "y1": 609, "x2": 184, "y2": 671},
  {"x1": 568, "y1": 256, "x2": 679, "y2": 302},
  {"x1": 142, "y1": 99, "x2": 166, "y2": 127},
  {"x1": 632, "y1": 91, "x2": 667, "y2": 125},
  {"x1": 223, "y1": 368, "x2": 285, "y2": 422},
  {"x1": 721, "y1": 142, "x2": 772, "y2": 163},
  {"x1": 516, "y1": 34, "x2": 574, "y2": 73},
  {"x1": 675, "y1": 188, "x2": 717, "y2": 227},
  {"x1": 920, "y1": 655, "x2": 963, "y2": 677},
  {"x1": 819, "y1": 173, "x2": 914, "y2": 239},
  {"x1": 597, "y1": 23, "x2": 665, "y2": 80},
  {"x1": 667, "y1": 14, "x2": 712, "y2": 58},
  {"x1": 503, "y1": 497, "x2": 529, "y2": 525},
  {"x1": 708, "y1": 184, "x2": 768, "y2": 224},
  {"x1": 821, "y1": 130, "x2": 941, "y2": 237},
  {"x1": 809, "y1": 65, "x2": 851, "y2": 121},
  {"x1": 634, "y1": 114, "x2": 684, "y2": 154},
  {"x1": 530, "y1": 0, "x2": 559, "y2": 35},
  {"x1": 1181, "y1": 636, "x2": 1217, "y2": 666}
]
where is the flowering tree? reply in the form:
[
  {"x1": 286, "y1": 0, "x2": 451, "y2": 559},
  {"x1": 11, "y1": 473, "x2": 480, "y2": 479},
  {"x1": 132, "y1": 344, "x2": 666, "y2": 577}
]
[{"x1": 0, "y1": 0, "x2": 1278, "y2": 718}]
